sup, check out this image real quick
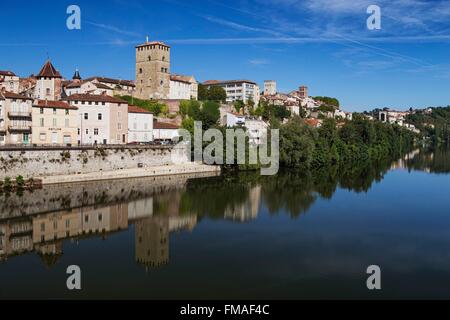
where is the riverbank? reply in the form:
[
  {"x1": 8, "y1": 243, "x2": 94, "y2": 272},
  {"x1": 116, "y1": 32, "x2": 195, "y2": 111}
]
[{"x1": 39, "y1": 163, "x2": 220, "y2": 185}]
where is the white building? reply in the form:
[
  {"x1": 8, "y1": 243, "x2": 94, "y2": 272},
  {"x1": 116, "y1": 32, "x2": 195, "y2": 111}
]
[
  {"x1": 0, "y1": 71, "x2": 20, "y2": 94},
  {"x1": 128, "y1": 105, "x2": 153, "y2": 143},
  {"x1": 264, "y1": 80, "x2": 277, "y2": 96},
  {"x1": 225, "y1": 112, "x2": 268, "y2": 145},
  {"x1": 169, "y1": 75, "x2": 198, "y2": 100},
  {"x1": 65, "y1": 93, "x2": 129, "y2": 145},
  {"x1": 203, "y1": 80, "x2": 260, "y2": 105},
  {"x1": 226, "y1": 112, "x2": 246, "y2": 127},
  {"x1": 65, "y1": 80, "x2": 114, "y2": 97},
  {"x1": 34, "y1": 60, "x2": 63, "y2": 101},
  {"x1": 153, "y1": 121, "x2": 180, "y2": 141}
]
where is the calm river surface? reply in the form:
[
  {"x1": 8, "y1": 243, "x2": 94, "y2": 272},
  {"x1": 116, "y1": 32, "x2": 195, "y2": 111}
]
[{"x1": 1, "y1": 149, "x2": 450, "y2": 299}]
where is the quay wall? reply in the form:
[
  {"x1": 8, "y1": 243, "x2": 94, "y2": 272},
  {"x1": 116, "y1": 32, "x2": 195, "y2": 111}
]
[{"x1": 0, "y1": 144, "x2": 191, "y2": 180}]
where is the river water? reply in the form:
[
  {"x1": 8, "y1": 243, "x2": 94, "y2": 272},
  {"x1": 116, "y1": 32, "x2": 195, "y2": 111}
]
[{"x1": 1, "y1": 149, "x2": 450, "y2": 299}]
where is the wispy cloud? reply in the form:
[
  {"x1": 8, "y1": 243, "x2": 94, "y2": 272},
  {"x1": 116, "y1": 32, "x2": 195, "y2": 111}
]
[
  {"x1": 84, "y1": 21, "x2": 142, "y2": 38},
  {"x1": 249, "y1": 59, "x2": 270, "y2": 65},
  {"x1": 203, "y1": 16, "x2": 286, "y2": 37}
]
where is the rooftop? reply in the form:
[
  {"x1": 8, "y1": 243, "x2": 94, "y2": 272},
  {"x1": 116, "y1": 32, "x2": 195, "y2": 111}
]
[
  {"x1": 153, "y1": 121, "x2": 179, "y2": 130},
  {"x1": 64, "y1": 93, "x2": 128, "y2": 104},
  {"x1": 34, "y1": 100, "x2": 78, "y2": 110},
  {"x1": 203, "y1": 79, "x2": 257, "y2": 86},
  {"x1": 0, "y1": 70, "x2": 17, "y2": 77},
  {"x1": 84, "y1": 76, "x2": 135, "y2": 88},
  {"x1": 37, "y1": 60, "x2": 62, "y2": 78},
  {"x1": 128, "y1": 105, "x2": 152, "y2": 114},
  {"x1": 0, "y1": 90, "x2": 33, "y2": 101}
]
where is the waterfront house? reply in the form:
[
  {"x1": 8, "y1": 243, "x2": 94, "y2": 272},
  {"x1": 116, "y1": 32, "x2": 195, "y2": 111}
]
[
  {"x1": 128, "y1": 105, "x2": 154, "y2": 143},
  {"x1": 153, "y1": 120, "x2": 179, "y2": 141},
  {"x1": 65, "y1": 93, "x2": 129, "y2": 145},
  {"x1": 0, "y1": 70, "x2": 20, "y2": 94},
  {"x1": 0, "y1": 89, "x2": 33, "y2": 146},
  {"x1": 32, "y1": 100, "x2": 78, "y2": 145}
]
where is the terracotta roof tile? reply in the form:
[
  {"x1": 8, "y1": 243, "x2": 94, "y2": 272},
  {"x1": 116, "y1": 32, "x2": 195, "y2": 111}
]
[
  {"x1": 64, "y1": 93, "x2": 128, "y2": 104},
  {"x1": 128, "y1": 105, "x2": 152, "y2": 114},
  {"x1": 0, "y1": 70, "x2": 16, "y2": 77},
  {"x1": 37, "y1": 60, "x2": 62, "y2": 78},
  {"x1": 153, "y1": 122, "x2": 179, "y2": 130},
  {"x1": 34, "y1": 100, "x2": 78, "y2": 110},
  {"x1": 0, "y1": 90, "x2": 33, "y2": 101}
]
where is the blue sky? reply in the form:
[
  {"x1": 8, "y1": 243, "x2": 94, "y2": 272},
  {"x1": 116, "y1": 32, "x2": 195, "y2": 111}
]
[{"x1": 1, "y1": 0, "x2": 450, "y2": 111}]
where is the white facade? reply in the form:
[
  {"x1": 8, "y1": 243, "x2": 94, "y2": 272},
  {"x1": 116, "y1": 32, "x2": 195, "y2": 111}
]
[
  {"x1": 153, "y1": 122, "x2": 180, "y2": 141},
  {"x1": 169, "y1": 79, "x2": 192, "y2": 100},
  {"x1": 128, "y1": 107, "x2": 154, "y2": 143},
  {"x1": 65, "y1": 81, "x2": 114, "y2": 97},
  {"x1": 264, "y1": 80, "x2": 277, "y2": 96},
  {"x1": 225, "y1": 112, "x2": 268, "y2": 145},
  {"x1": 204, "y1": 80, "x2": 260, "y2": 105},
  {"x1": 0, "y1": 71, "x2": 20, "y2": 94},
  {"x1": 226, "y1": 112, "x2": 246, "y2": 127},
  {"x1": 169, "y1": 75, "x2": 198, "y2": 100}
]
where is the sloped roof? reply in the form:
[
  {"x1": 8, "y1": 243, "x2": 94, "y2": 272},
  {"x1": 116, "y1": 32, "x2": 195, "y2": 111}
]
[
  {"x1": 0, "y1": 70, "x2": 16, "y2": 77},
  {"x1": 128, "y1": 105, "x2": 152, "y2": 114},
  {"x1": 37, "y1": 60, "x2": 62, "y2": 78},
  {"x1": 34, "y1": 100, "x2": 78, "y2": 110},
  {"x1": 64, "y1": 93, "x2": 128, "y2": 104}
]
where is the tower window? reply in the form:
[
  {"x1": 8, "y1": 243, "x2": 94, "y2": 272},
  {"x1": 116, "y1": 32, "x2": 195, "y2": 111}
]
[
  {"x1": 139, "y1": 68, "x2": 143, "y2": 74},
  {"x1": 162, "y1": 56, "x2": 165, "y2": 61},
  {"x1": 148, "y1": 56, "x2": 151, "y2": 61}
]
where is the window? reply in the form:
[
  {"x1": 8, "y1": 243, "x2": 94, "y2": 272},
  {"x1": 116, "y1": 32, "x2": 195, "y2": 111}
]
[
  {"x1": 46, "y1": 88, "x2": 51, "y2": 96},
  {"x1": 94, "y1": 128, "x2": 99, "y2": 135},
  {"x1": 40, "y1": 223, "x2": 45, "y2": 232},
  {"x1": 98, "y1": 113, "x2": 102, "y2": 120},
  {"x1": 53, "y1": 118, "x2": 57, "y2": 127},
  {"x1": 40, "y1": 108, "x2": 44, "y2": 114},
  {"x1": 148, "y1": 56, "x2": 151, "y2": 61},
  {"x1": 0, "y1": 135, "x2": 5, "y2": 142},
  {"x1": 118, "y1": 123, "x2": 122, "y2": 130},
  {"x1": 84, "y1": 215, "x2": 89, "y2": 223},
  {"x1": 84, "y1": 113, "x2": 88, "y2": 120},
  {"x1": 66, "y1": 220, "x2": 70, "y2": 228},
  {"x1": 77, "y1": 128, "x2": 80, "y2": 135},
  {"x1": 86, "y1": 129, "x2": 89, "y2": 134},
  {"x1": 53, "y1": 108, "x2": 57, "y2": 115},
  {"x1": 139, "y1": 68, "x2": 143, "y2": 74},
  {"x1": 65, "y1": 109, "x2": 69, "y2": 115},
  {"x1": 98, "y1": 214, "x2": 102, "y2": 222},
  {"x1": 39, "y1": 133, "x2": 46, "y2": 141},
  {"x1": 39, "y1": 118, "x2": 44, "y2": 127}
]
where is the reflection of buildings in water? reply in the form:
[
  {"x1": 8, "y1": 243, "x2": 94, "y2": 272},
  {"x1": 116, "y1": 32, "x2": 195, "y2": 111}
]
[
  {"x1": 0, "y1": 189, "x2": 198, "y2": 270},
  {"x1": 0, "y1": 203, "x2": 134, "y2": 263},
  {"x1": 135, "y1": 217, "x2": 169, "y2": 268},
  {"x1": 391, "y1": 149, "x2": 421, "y2": 170},
  {"x1": 134, "y1": 214, "x2": 197, "y2": 270},
  {"x1": 224, "y1": 186, "x2": 261, "y2": 222}
]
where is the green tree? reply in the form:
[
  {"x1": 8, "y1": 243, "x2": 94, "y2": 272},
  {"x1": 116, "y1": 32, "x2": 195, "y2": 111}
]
[
  {"x1": 198, "y1": 84, "x2": 209, "y2": 101},
  {"x1": 208, "y1": 86, "x2": 227, "y2": 103}
]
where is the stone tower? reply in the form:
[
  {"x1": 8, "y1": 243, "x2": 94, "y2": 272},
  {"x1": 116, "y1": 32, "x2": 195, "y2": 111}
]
[
  {"x1": 35, "y1": 60, "x2": 62, "y2": 101},
  {"x1": 135, "y1": 37, "x2": 171, "y2": 100}
]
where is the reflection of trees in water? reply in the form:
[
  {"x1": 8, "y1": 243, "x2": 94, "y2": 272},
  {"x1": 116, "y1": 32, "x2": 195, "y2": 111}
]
[
  {"x1": 180, "y1": 159, "x2": 395, "y2": 220},
  {"x1": 404, "y1": 148, "x2": 450, "y2": 174}
]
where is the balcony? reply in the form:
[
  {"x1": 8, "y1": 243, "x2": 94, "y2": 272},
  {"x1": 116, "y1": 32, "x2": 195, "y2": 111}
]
[
  {"x1": 8, "y1": 125, "x2": 31, "y2": 132},
  {"x1": 8, "y1": 111, "x2": 32, "y2": 118}
]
